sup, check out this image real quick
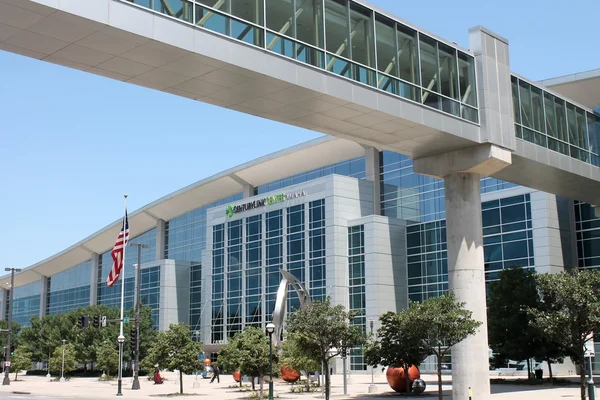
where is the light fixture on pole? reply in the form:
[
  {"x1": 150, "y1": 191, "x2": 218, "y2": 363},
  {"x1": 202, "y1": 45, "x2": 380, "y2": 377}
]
[
  {"x1": 368, "y1": 319, "x2": 377, "y2": 393},
  {"x1": 3, "y1": 267, "x2": 22, "y2": 386},
  {"x1": 60, "y1": 339, "x2": 67, "y2": 382},
  {"x1": 130, "y1": 243, "x2": 148, "y2": 391},
  {"x1": 266, "y1": 322, "x2": 275, "y2": 400}
]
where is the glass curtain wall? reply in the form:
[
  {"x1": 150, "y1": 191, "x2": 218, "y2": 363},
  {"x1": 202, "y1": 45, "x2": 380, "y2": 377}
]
[
  {"x1": 126, "y1": 0, "x2": 479, "y2": 123},
  {"x1": 245, "y1": 215, "x2": 263, "y2": 328},
  {"x1": 211, "y1": 223, "x2": 225, "y2": 342},
  {"x1": 47, "y1": 260, "x2": 91, "y2": 315},
  {"x1": 406, "y1": 194, "x2": 534, "y2": 302},
  {"x1": 286, "y1": 204, "x2": 305, "y2": 312},
  {"x1": 574, "y1": 201, "x2": 600, "y2": 269},
  {"x1": 97, "y1": 228, "x2": 156, "y2": 309},
  {"x1": 512, "y1": 75, "x2": 600, "y2": 167},
  {"x1": 265, "y1": 210, "x2": 284, "y2": 321},
  {"x1": 348, "y1": 224, "x2": 366, "y2": 371},
  {"x1": 6, "y1": 282, "x2": 41, "y2": 327},
  {"x1": 227, "y1": 220, "x2": 243, "y2": 338},
  {"x1": 309, "y1": 200, "x2": 326, "y2": 301}
]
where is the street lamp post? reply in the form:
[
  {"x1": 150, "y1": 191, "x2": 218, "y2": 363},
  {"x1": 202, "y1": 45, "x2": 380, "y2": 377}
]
[
  {"x1": 3, "y1": 267, "x2": 22, "y2": 386},
  {"x1": 341, "y1": 347, "x2": 348, "y2": 396},
  {"x1": 130, "y1": 243, "x2": 148, "y2": 391},
  {"x1": 266, "y1": 323, "x2": 275, "y2": 400},
  {"x1": 60, "y1": 339, "x2": 66, "y2": 382},
  {"x1": 368, "y1": 320, "x2": 376, "y2": 393}
]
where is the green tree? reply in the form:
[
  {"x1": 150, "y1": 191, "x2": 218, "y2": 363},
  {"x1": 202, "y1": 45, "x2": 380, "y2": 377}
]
[
  {"x1": 218, "y1": 327, "x2": 274, "y2": 394},
  {"x1": 143, "y1": 323, "x2": 203, "y2": 394},
  {"x1": 49, "y1": 343, "x2": 77, "y2": 378},
  {"x1": 530, "y1": 269, "x2": 600, "y2": 400},
  {"x1": 285, "y1": 299, "x2": 365, "y2": 400},
  {"x1": 10, "y1": 347, "x2": 32, "y2": 381},
  {"x1": 71, "y1": 305, "x2": 120, "y2": 367},
  {"x1": 96, "y1": 341, "x2": 119, "y2": 377},
  {"x1": 0, "y1": 320, "x2": 22, "y2": 358},
  {"x1": 282, "y1": 332, "x2": 321, "y2": 392},
  {"x1": 411, "y1": 293, "x2": 481, "y2": 400},
  {"x1": 488, "y1": 268, "x2": 565, "y2": 379},
  {"x1": 20, "y1": 315, "x2": 61, "y2": 364},
  {"x1": 364, "y1": 311, "x2": 429, "y2": 394}
]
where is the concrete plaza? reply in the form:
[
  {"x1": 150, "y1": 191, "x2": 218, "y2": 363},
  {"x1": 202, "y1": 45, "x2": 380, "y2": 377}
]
[{"x1": 0, "y1": 371, "x2": 584, "y2": 399}]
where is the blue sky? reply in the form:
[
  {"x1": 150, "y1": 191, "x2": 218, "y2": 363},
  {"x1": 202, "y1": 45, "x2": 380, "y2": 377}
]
[{"x1": 0, "y1": 0, "x2": 598, "y2": 269}]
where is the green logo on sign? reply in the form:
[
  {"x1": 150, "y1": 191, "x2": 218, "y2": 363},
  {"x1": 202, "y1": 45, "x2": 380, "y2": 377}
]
[
  {"x1": 124, "y1": 317, "x2": 130, "y2": 324},
  {"x1": 226, "y1": 205, "x2": 235, "y2": 218}
]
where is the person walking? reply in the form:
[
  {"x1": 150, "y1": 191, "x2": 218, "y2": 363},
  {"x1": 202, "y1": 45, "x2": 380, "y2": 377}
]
[{"x1": 210, "y1": 364, "x2": 220, "y2": 383}]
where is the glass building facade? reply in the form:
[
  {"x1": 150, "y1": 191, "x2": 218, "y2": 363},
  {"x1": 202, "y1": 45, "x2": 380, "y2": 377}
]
[
  {"x1": 97, "y1": 228, "x2": 157, "y2": 310},
  {"x1": 575, "y1": 201, "x2": 600, "y2": 269},
  {"x1": 140, "y1": 266, "x2": 161, "y2": 328},
  {"x1": 348, "y1": 224, "x2": 366, "y2": 371},
  {"x1": 47, "y1": 260, "x2": 91, "y2": 315},
  {"x1": 6, "y1": 281, "x2": 41, "y2": 327},
  {"x1": 255, "y1": 157, "x2": 365, "y2": 194},
  {"x1": 123, "y1": 0, "x2": 479, "y2": 123},
  {"x1": 406, "y1": 194, "x2": 534, "y2": 302},
  {"x1": 209, "y1": 197, "x2": 327, "y2": 342}
]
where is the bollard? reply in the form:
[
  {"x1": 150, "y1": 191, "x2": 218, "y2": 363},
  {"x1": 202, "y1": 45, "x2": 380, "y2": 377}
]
[{"x1": 469, "y1": 386, "x2": 472, "y2": 400}]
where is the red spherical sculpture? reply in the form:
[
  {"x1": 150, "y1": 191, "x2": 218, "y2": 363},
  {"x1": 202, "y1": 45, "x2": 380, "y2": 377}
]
[
  {"x1": 280, "y1": 366, "x2": 301, "y2": 382},
  {"x1": 386, "y1": 365, "x2": 421, "y2": 393},
  {"x1": 233, "y1": 370, "x2": 242, "y2": 382},
  {"x1": 204, "y1": 358, "x2": 212, "y2": 366}
]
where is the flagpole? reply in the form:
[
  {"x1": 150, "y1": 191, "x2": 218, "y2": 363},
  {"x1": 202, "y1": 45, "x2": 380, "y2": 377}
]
[{"x1": 117, "y1": 194, "x2": 127, "y2": 397}]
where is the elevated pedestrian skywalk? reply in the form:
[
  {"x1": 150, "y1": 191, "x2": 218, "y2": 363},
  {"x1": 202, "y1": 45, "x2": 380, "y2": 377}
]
[{"x1": 0, "y1": 0, "x2": 599, "y2": 203}]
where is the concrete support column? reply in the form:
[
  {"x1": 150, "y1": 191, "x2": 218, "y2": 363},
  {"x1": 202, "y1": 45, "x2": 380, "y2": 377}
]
[
  {"x1": 39, "y1": 276, "x2": 48, "y2": 317},
  {"x1": 90, "y1": 253, "x2": 99, "y2": 305},
  {"x1": 243, "y1": 184, "x2": 255, "y2": 198},
  {"x1": 444, "y1": 172, "x2": 490, "y2": 399},
  {"x1": 414, "y1": 143, "x2": 513, "y2": 400},
  {"x1": 364, "y1": 147, "x2": 381, "y2": 215},
  {"x1": 156, "y1": 219, "x2": 166, "y2": 261}
]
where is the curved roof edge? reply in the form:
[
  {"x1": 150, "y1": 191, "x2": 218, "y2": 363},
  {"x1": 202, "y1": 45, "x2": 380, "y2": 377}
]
[{"x1": 1, "y1": 136, "x2": 366, "y2": 288}]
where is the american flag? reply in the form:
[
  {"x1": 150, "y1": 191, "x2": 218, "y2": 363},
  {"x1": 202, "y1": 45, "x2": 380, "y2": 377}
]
[{"x1": 106, "y1": 211, "x2": 129, "y2": 287}]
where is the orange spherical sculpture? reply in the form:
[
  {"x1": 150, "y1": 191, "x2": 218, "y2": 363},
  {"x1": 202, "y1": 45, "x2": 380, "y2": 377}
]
[
  {"x1": 233, "y1": 370, "x2": 241, "y2": 382},
  {"x1": 204, "y1": 358, "x2": 212, "y2": 366},
  {"x1": 386, "y1": 365, "x2": 421, "y2": 393},
  {"x1": 280, "y1": 366, "x2": 300, "y2": 382}
]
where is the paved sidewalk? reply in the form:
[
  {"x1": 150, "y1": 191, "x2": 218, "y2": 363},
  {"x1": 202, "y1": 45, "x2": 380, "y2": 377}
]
[{"x1": 0, "y1": 371, "x2": 583, "y2": 399}]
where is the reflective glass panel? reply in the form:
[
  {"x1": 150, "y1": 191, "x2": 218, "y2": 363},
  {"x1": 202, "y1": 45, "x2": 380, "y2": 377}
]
[
  {"x1": 458, "y1": 52, "x2": 477, "y2": 107},
  {"x1": 325, "y1": 0, "x2": 349, "y2": 58},
  {"x1": 511, "y1": 76, "x2": 520, "y2": 123},
  {"x1": 231, "y1": 0, "x2": 263, "y2": 25},
  {"x1": 375, "y1": 14, "x2": 397, "y2": 78},
  {"x1": 296, "y1": 0, "x2": 324, "y2": 47},
  {"x1": 438, "y1": 42, "x2": 458, "y2": 100},
  {"x1": 397, "y1": 24, "x2": 419, "y2": 85},
  {"x1": 266, "y1": 0, "x2": 294, "y2": 34},
  {"x1": 419, "y1": 34, "x2": 438, "y2": 92},
  {"x1": 349, "y1": 2, "x2": 374, "y2": 67}
]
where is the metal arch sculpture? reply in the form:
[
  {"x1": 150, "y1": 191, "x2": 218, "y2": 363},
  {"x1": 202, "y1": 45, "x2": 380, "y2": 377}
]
[{"x1": 272, "y1": 270, "x2": 312, "y2": 347}]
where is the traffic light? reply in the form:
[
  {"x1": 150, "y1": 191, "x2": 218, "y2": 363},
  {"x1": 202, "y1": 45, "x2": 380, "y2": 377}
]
[
  {"x1": 93, "y1": 316, "x2": 99, "y2": 328},
  {"x1": 10, "y1": 344, "x2": 15, "y2": 356},
  {"x1": 130, "y1": 329, "x2": 137, "y2": 346},
  {"x1": 78, "y1": 316, "x2": 89, "y2": 329}
]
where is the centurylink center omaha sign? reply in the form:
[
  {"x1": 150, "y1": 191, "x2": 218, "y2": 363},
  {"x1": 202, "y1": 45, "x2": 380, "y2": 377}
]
[{"x1": 226, "y1": 191, "x2": 307, "y2": 217}]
